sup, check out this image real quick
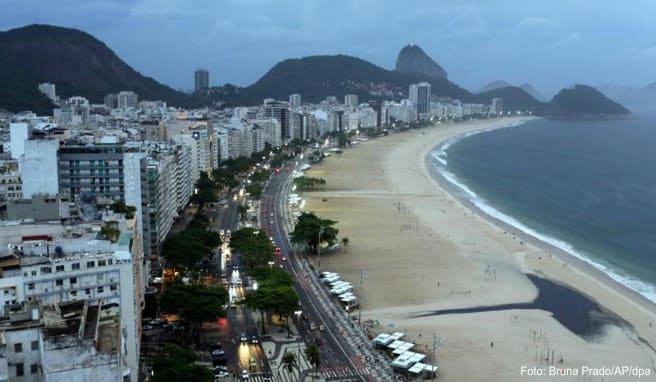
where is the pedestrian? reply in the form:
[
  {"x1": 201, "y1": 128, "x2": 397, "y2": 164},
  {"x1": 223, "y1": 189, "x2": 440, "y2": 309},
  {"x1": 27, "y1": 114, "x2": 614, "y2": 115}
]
[{"x1": 490, "y1": 342, "x2": 494, "y2": 348}]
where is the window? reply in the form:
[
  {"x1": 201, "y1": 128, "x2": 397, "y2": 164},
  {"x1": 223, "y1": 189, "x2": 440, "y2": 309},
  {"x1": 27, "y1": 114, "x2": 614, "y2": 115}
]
[
  {"x1": 110, "y1": 285, "x2": 117, "y2": 291},
  {"x1": 31, "y1": 341, "x2": 38, "y2": 351},
  {"x1": 87, "y1": 261, "x2": 95, "y2": 268},
  {"x1": 31, "y1": 271, "x2": 36, "y2": 276},
  {"x1": 55, "y1": 279, "x2": 63, "y2": 287},
  {"x1": 70, "y1": 277, "x2": 77, "y2": 284},
  {"x1": 55, "y1": 265, "x2": 64, "y2": 272},
  {"x1": 28, "y1": 283, "x2": 35, "y2": 290},
  {"x1": 16, "y1": 363, "x2": 23, "y2": 377},
  {"x1": 40, "y1": 267, "x2": 51, "y2": 274},
  {"x1": 85, "y1": 289, "x2": 91, "y2": 295},
  {"x1": 14, "y1": 343, "x2": 22, "y2": 353},
  {"x1": 108, "y1": 259, "x2": 113, "y2": 265},
  {"x1": 97, "y1": 286, "x2": 104, "y2": 293},
  {"x1": 71, "y1": 291, "x2": 77, "y2": 297},
  {"x1": 98, "y1": 260, "x2": 107, "y2": 267},
  {"x1": 72, "y1": 263, "x2": 80, "y2": 270},
  {"x1": 30, "y1": 363, "x2": 38, "y2": 374}
]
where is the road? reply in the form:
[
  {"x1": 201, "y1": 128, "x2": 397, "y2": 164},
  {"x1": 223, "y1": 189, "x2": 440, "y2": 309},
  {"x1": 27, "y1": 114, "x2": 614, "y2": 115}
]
[{"x1": 260, "y1": 164, "x2": 370, "y2": 381}]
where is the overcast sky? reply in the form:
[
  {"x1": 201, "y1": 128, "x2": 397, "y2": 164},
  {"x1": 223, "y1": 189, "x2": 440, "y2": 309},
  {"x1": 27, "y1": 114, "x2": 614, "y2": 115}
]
[{"x1": 2, "y1": 0, "x2": 656, "y2": 97}]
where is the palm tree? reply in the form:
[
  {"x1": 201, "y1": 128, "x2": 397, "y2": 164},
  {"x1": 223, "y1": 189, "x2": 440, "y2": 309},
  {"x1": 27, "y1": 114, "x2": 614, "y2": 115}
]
[
  {"x1": 305, "y1": 343, "x2": 321, "y2": 380},
  {"x1": 341, "y1": 237, "x2": 350, "y2": 253},
  {"x1": 280, "y1": 351, "x2": 298, "y2": 381}
]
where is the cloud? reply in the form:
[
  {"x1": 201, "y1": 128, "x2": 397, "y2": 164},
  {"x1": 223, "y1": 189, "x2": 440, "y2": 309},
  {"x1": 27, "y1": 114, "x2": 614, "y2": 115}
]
[
  {"x1": 550, "y1": 31, "x2": 581, "y2": 48},
  {"x1": 639, "y1": 44, "x2": 656, "y2": 58},
  {"x1": 515, "y1": 17, "x2": 551, "y2": 31}
]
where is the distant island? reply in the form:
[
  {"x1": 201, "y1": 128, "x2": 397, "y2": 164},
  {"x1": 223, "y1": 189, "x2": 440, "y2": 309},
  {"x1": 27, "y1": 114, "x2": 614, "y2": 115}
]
[{"x1": 0, "y1": 24, "x2": 633, "y2": 120}]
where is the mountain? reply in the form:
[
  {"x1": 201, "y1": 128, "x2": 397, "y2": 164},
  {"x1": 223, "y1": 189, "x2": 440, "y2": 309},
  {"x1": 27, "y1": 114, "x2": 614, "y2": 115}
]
[
  {"x1": 476, "y1": 86, "x2": 545, "y2": 112},
  {"x1": 395, "y1": 44, "x2": 448, "y2": 80},
  {"x1": 519, "y1": 84, "x2": 546, "y2": 102},
  {"x1": 0, "y1": 24, "x2": 632, "y2": 120},
  {"x1": 596, "y1": 83, "x2": 656, "y2": 112},
  {"x1": 547, "y1": 85, "x2": 632, "y2": 119},
  {"x1": 244, "y1": 54, "x2": 470, "y2": 104},
  {"x1": 478, "y1": 81, "x2": 512, "y2": 93},
  {"x1": 0, "y1": 24, "x2": 189, "y2": 112}
]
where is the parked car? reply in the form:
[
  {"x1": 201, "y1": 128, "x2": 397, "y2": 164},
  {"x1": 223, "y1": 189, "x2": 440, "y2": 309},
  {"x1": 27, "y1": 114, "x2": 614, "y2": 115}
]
[
  {"x1": 319, "y1": 324, "x2": 326, "y2": 332},
  {"x1": 309, "y1": 322, "x2": 317, "y2": 331},
  {"x1": 211, "y1": 349, "x2": 225, "y2": 356}
]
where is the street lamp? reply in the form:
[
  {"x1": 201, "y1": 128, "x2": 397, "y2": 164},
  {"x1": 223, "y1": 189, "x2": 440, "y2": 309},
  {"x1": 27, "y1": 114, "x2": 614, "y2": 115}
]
[
  {"x1": 431, "y1": 334, "x2": 442, "y2": 381},
  {"x1": 358, "y1": 269, "x2": 367, "y2": 326}
]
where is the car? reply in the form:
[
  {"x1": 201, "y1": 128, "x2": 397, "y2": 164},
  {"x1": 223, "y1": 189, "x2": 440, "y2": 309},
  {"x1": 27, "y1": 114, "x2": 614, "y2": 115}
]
[
  {"x1": 241, "y1": 369, "x2": 250, "y2": 380},
  {"x1": 143, "y1": 324, "x2": 154, "y2": 331},
  {"x1": 240, "y1": 333, "x2": 248, "y2": 343},
  {"x1": 211, "y1": 349, "x2": 225, "y2": 357},
  {"x1": 263, "y1": 374, "x2": 272, "y2": 382},
  {"x1": 319, "y1": 324, "x2": 326, "y2": 332},
  {"x1": 309, "y1": 322, "x2": 317, "y2": 330},
  {"x1": 281, "y1": 256, "x2": 287, "y2": 261},
  {"x1": 248, "y1": 357, "x2": 257, "y2": 371},
  {"x1": 251, "y1": 336, "x2": 259, "y2": 344}
]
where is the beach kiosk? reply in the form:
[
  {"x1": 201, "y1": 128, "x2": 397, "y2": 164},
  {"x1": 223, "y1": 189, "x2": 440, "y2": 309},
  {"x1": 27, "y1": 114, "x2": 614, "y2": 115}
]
[
  {"x1": 408, "y1": 362, "x2": 439, "y2": 380},
  {"x1": 389, "y1": 351, "x2": 426, "y2": 373}
]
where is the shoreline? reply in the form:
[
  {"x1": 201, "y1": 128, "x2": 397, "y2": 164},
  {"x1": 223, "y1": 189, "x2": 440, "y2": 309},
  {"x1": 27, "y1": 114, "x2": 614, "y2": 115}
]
[
  {"x1": 303, "y1": 117, "x2": 656, "y2": 381},
  {"x1": 423, "y1": 122, "x2": 656, "y2": 317}
]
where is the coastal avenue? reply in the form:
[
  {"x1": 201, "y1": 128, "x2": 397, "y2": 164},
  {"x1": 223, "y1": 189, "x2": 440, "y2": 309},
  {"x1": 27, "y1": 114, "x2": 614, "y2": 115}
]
[
  {"x1": 262, "y1": 162, "x2": 370, "y2": 381},
  {"x1": 208, "y1": 191, "x2": 271, "y2": 380}
]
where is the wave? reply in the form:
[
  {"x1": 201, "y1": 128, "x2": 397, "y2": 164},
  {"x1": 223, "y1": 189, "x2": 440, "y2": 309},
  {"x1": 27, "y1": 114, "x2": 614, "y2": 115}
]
[{"x1": 429, "y1": 127, "x2": 656, "y2": 304}]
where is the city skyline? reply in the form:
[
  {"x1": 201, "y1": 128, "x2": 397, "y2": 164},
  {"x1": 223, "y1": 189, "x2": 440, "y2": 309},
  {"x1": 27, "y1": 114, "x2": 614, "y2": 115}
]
[{"x1": 2, "y1": 0, "x2": 656, "y2": 97}]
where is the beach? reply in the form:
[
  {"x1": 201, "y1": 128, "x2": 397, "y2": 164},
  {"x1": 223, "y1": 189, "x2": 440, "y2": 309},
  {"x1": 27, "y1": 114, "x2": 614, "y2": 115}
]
[{"x1": 303, "y1": 117, "x2": 656, "y2": 381}]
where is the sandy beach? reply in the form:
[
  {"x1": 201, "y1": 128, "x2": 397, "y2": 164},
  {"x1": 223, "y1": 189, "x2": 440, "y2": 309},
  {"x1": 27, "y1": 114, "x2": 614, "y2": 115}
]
[{"x1": 303, "y1": 117, "x2": 656, "y2": 381}]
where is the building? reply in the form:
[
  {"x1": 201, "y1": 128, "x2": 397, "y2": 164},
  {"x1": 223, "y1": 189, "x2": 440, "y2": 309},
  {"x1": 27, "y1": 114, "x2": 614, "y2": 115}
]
[
  {"x1": 37, "y1": 83, "x2": 56, "y2": 102},
  {"x1": 9, "y1": 123, "x2": 32, "y2": 160},
  {"x1": 116, "y1": 92, "x2": 138, "y2": 109},
  {"x1": 0, "y1": 213, "x2": 145, "y2": 382},
  {"x1": 491, "y1": 98, "x2": 503, "y2": 115},
  {"x1": 194, "y1": 69, "x2": 209, "y2": 93},
  {"x1": 104, "y1": 94, "x2": 118, "y2": 110},
  {"x1": 0, "y1": 173, "x2": 23, "y2": 204},
  {"x1": 0, "y1": 301, "x2": 126, "y2": 382},
  {"x1": 141, "y1": 149, "x2": 176, "y2": 259},
  {"x1": 263, "y1": 100, "x2": 290, "y2": 141},
  {"x1": 289, "y1": 94, "x2": 302, "y2": 109},
  {"x1": 409, "y1": 82, "x2": 431, "y2": 116},
  {"x1": 20, "y1": 139, "x2": 59, "y2": 199},
  {"x1": 344, "y1": 94, "x2": 359, "y2": 109}
]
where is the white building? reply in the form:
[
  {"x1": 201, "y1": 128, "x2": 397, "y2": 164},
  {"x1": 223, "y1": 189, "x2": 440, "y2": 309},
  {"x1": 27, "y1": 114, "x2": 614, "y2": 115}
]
[
  {"x1": 289, "y1": 93, "x2": 302, "y2": 109},
  {"x1": 20, "y1": 140, "x2": 59, "y2": 199},
  {"x1": 409, "y1": 82, "x2": 431, "y2": 116},
  {"x1": 9, "y1": 123, "x2": 31, "y2": 160},
  {"x1": 344, "y1": 94, "x2": 359, "y2": 109},
  {"x1": 117, "y1": 92, "x2": 138, "y2": 109},
  {"x1": 37, "y1": 83, "x2": 57, "y2": 102}
]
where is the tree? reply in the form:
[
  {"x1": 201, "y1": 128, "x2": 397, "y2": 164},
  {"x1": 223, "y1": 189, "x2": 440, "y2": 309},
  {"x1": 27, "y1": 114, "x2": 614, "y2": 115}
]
[
  {"x1": 237, "y1": 204, "x2": 248, "y2": 222},
  {"x1": 191, "y1": 171, "x2": 218, "y2": 207},
  {"x1": 305, "y1": 343, "x2": 321, "y2": 380},
  {"x1": 290, "y1": 212, "x2": 339, "y2": 254},
  {"x1": 341, "y1": 237, "x2": 350, "y2": 253},
  {"x1": 280, "y1": 351, "x2": 298, "y2": 381},
  {"x1": 245, "y1": 183, "x2": 263, "y2": 199},
  {"x1": 151, "y1": 343, "x2": 214, "y2": 382},
  {"x1": 159, "y1": 282, "x2": 228, "y2": 344},
  {"x1": 229, "y1": 228, "x2": 274, "y2": 270},
  {"x1": 161, "y1": 216, "x2": 221, "y2": 269},
  {"x1": 242, "y1": 266, "x2": 297, "y2": 334}
]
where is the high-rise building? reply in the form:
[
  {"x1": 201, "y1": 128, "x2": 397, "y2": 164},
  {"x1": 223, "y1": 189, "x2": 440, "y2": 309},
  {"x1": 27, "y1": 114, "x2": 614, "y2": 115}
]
[
  {"x1": 289, "y1": 93, "x2": 302, "y2": 109},
  {"x1": 117, "y1": 91, "x2": 139, "y2": 109},
  {"x1": 104, "y1": 93, "x2": 118, "y2": 109},
  {"x1": 409, "y1": 82, "x2": 431, "y2": 116},
  {"x1": 491, "y1": 98, "x2": 504, "y2": 115},
  {"x1": 263, "y1": 99, "x2": 291, "y2": 141},
  {"x1": 194, "y1": 68, "x2": 209, "y2": 92},
  {"x1": 38, "y1": 82, "x2": 57, "y2": 102},
  {"x1": 344, "y1": 94, "x2": 359, "y2": 109}
]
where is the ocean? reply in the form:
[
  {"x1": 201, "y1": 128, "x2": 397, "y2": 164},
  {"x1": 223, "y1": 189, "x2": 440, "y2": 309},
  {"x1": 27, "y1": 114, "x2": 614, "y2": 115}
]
[{"x1": 430, "y1": 116, "x2": 656, "y2": 303}]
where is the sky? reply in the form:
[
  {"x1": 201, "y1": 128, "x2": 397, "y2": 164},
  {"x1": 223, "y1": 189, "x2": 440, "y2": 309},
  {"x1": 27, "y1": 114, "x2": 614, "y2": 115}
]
[{"x1": 2, "y1": 0, "x2": 656, "y2": 97}]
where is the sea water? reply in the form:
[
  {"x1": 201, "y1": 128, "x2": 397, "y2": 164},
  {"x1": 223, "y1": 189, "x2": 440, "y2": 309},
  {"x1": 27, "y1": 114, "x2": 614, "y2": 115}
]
[{"x1": 430, "y1": 116, "x2": 656, "y2": 303}]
